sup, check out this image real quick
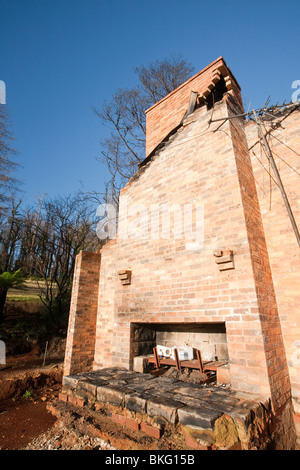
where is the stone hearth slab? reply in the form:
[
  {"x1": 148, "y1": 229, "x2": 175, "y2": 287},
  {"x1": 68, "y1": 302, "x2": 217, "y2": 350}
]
[{"x1": 62, "y1": 367, "x2": 268, "y2": 432}]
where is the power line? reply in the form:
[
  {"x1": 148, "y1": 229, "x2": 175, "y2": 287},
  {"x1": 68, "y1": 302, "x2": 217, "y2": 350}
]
[
  {"x1": 252, "y1": 110, "x2": 300, "y2": 247},
  {"x1": 209, "y1": 99, "x2": 300, "y2": 247}
]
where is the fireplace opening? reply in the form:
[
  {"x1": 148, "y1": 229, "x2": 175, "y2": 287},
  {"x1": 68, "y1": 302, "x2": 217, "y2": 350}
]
[{"x1": 130, "y1": 322, "x2": 229, "y2": 383}]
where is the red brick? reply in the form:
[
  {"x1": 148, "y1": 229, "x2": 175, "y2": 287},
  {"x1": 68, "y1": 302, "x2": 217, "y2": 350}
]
[
  {"x1": 63, "y1": 251, "x2": 101, "y2": 376},
  {"x1": 68, "y1": 395, "x2": 77, "y2": 406},
  {"x1": 111, "y1": 414, "x2": 126, "y2": 426},
  {"x1": 185, "y1": 435, "x2": 210, "y2": 450},
  {"x1": 58, "y1": 392, "x2": 68, "y2": 403},
  {"x1": 125, "y1": 417, "x2": 140, "y2": 431},
  {"x1": 145, "y1": 58, "x2": 242, "y2": 157},
  {"x1": 76, "y1": 397, "x2": 85, "y2": 408},
  {"x1": 140, "y1": 422, "x2": 162, "y2": 439}
]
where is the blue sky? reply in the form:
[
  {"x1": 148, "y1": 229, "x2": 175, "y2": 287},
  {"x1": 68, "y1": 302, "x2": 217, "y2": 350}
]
[{"x1": 1, "y1": 0, "x2": 299, "y2": 207}]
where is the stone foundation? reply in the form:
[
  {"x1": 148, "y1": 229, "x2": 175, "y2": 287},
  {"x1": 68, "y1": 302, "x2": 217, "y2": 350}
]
[{"x1": 56, "y1": 367, "x2": 297, "y2": 450}]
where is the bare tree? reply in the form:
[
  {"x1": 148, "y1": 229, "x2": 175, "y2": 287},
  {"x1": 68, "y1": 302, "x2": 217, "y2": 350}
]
[
  {"x1": 0, "y1": 106, "x2": 18, "y2": 215},
  {"x1": 0, "y1": 193, "x2": 103, "y2": 328},
  {"x1": 0, "y1": 197, "x2": 23, "y2": 273},
  {"x1": 93, "y1": 55, "x2": 194, "y2": 205},
  {"x1": 136, "y1": 55, "x2": 195, "y2": 103},
  {"x1": 29, "y1": 193, "x2": 102, "y2": 328}
]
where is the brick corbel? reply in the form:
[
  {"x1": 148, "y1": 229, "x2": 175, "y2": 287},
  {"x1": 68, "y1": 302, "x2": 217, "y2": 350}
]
[
  {"x1": 213, "y1": 249, "x2": 234, "y2": 271},
  {"x1": 118, "y1": 270, "x2": 132, "y2": 285},
  {"x1": 197, "y1": 65, "x2": 234, "y2": 105}
]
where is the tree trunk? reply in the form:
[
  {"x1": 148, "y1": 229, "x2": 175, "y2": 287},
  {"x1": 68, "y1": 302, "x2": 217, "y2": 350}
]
[{"x1": 0, "y1": 289, "x2": 8, "y2": 324}]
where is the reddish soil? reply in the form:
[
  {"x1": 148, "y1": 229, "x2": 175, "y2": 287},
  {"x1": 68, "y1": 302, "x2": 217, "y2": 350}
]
[
  {"x1": 0, "y1": 305, "x2": 67, "y2": 450},
  {"x1": 0, "y1": 394, "x2": 58, "y2": 450},
  {"x1": 0, "y1": 356, "x2": 63, "y2": 450}
]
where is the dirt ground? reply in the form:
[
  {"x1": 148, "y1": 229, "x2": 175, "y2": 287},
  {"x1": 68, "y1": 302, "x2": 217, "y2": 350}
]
[
  {"x1": 0, "y1": 390, "x2": 58, "y2": 450},
  {"x1": 0, "y1": 355, "x2": 120, "y2": 451},
  {"x1": 0, "y1": 302, "x2": 118, "y2": 451},
  {"x1": 0, "y1": 357, "x2": 160, "y2": 451},
  {"x1": 0, "y1": 299, "x2": 69, "y2": 450},
  {"x1": 0, "y1": 355, "x2": 64, "y2": 450}
]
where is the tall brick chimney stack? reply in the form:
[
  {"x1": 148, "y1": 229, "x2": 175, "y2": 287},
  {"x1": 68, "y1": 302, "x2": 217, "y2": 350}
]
[{"x1": 145, "y1": 57, "x2": 242, "y2": 157}]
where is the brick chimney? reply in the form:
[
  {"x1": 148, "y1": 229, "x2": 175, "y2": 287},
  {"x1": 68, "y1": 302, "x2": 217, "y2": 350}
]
[
  {"x1": 145, "y1": 56, "x2": 242, "y2": 157},
  {"x1": 64, "y1": 57, "x2": 298, "y2": 448}
]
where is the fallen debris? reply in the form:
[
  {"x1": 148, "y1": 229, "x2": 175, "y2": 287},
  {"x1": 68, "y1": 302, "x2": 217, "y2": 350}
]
[{"x1": 24, "y1": 420, "x2": 115, "y2": 450}]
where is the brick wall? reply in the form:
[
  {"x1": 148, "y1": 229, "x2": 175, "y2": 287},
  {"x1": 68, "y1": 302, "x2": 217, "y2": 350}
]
[
  {"x1": 94, "y1": 96, "x2": 277, "y2": 400},
  {"x1": 64, "y1": 251, "x2": 101, "y2": 376},
  {"x1": 93, "y1": 95, "x2": 296, "y2": 445},
  {"x1": 93, "y1": 240, "x2": 117, "y2": 369},
  {"x1": 226, "y1": 96, "x2": 292, "y2": 412},
  {"x1": 246, "y1": 108, "x2": 300, "y2": 423},
  {"x1": 145, "y1": 56, "x2": 242, "y2": 157}
]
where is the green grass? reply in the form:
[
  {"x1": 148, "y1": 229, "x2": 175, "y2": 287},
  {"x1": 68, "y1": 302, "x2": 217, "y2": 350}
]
[
  {"x1": 7, "y1": 278, "x2": 56, "y2": 301},
  {"x1": 6, "y1": 295, "x2": 42, "y2": 302}
]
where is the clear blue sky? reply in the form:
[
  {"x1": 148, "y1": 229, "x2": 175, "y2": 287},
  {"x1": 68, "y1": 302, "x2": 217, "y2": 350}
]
[{"x1": 1, "y1": 0, "x2": 299, "y2": 207}]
